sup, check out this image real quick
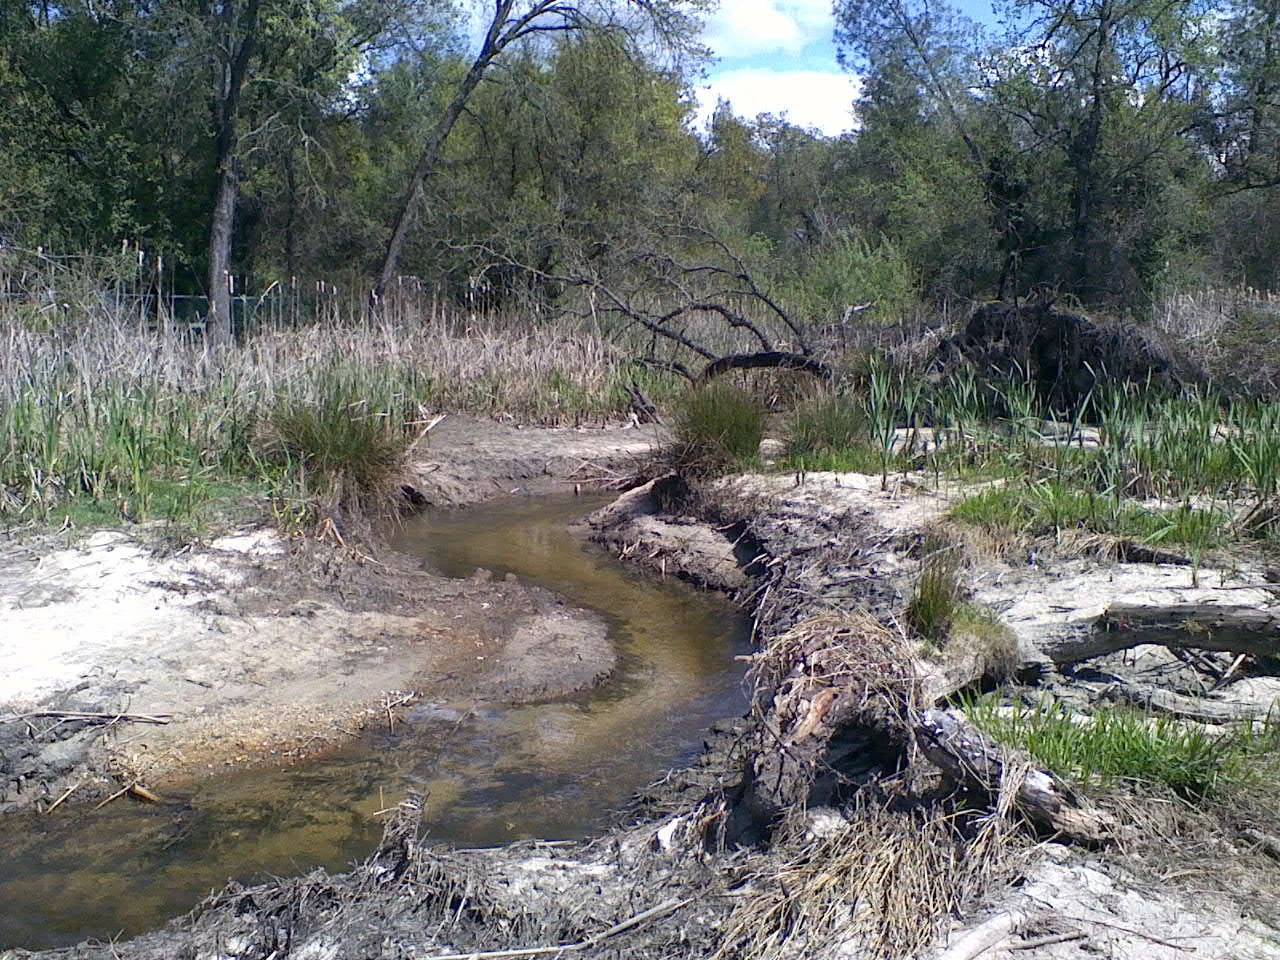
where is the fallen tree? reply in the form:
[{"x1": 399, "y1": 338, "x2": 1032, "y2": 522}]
[{"x1": 1035, "y1": 602, "x2": 1280, "y2": 665}]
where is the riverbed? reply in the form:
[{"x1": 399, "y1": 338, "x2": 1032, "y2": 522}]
[{"x1": 0, "y1": 496, "x2": 747, "y2": 950}]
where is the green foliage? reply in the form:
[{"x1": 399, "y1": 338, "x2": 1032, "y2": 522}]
[
  {"x1": 906, "y1": 536, "x2": 963, "y2": 644},
  {"x1": 670, "y1": 381, "x2": 767, "y2": 474},
  {"x1": 965, "y1": 696, "x2": 1280, "y2": 801},
  {"x1": 781, "y1": 234, "x2": 919, "y2": 325},
  {"x1": 951, "y1": 484, "x2": 1230, "y2": 550},
  {"x1": 787, "y1": 390, "x2": 867, "y2": 456}
]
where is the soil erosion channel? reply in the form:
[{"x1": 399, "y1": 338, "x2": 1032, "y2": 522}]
[{"x1": 0, "y1": 495, "x2": 748, "y2": 951}]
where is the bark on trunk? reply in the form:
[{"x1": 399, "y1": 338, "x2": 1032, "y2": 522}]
[
  {"x1": 1036, "y1": 603, "x2": 1280, "y2": 665},
  {"x1": 204, "y1": 0, "x2": 260, "y2": 346},
  {"x1": 372, "y1": 2, "x2": 516, "y2": 306},
  {"x1": 914, "y1": 709, "x2": 1115, "y2": 844}
]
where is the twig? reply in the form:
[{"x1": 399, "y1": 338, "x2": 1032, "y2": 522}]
[
  {"x1": 425, "y1": 898, "x2": 690, "y2": 960},
  {"x1": 44, "y1": 779, "x2": 85, "y2": 815},
  {"x1": 1011, "y1": 931, "x2": 1087, "y2": 950},
  {"x1": 94, "y1": 782, "x2": 134, "y2": 810},
  {"x1": 0, "y1": 710, "x2": 171, "y2": 725}
]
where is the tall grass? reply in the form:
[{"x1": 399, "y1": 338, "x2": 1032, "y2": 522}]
[
  {"x1": 965, "y1": 695, "x2": 1280, "y2": 801},
  {"x1": 777, "y1": 353, "x2": 1280, "y2": 554},
  {"x1": 669, "y1": 381, "x2": 767, "y2": 474},
  {"x1": 0, "y1": 304, "x2": 656, "y2": 531}
]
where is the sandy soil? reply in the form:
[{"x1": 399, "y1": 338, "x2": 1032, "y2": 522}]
[
  {"x1": 0, "y1": 418, "x2": 658, "y2": 812},
  {"x1": 8, "y1": 426, "x2": 1280, "y2": 960}
]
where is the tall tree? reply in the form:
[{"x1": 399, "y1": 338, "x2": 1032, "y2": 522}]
[{"x1": 371, "y1": 0, "x2": 708, "y2": 306}]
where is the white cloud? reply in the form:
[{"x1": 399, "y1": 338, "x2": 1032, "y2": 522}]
[
  {"x1": 696, "y1": 68, "x2": 859, "y2": 136},
  {"x1": 701, "y1": 0, "x2": 835, "y2": 57}
]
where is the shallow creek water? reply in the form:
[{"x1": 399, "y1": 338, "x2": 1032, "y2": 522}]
[{"x1": 0, "y1": 495, "x2": 749, "y2": 950}]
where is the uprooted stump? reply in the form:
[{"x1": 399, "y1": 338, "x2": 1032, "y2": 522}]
[{"x1": 934, "y1": 301, "x2": 1203, "y2": 413}]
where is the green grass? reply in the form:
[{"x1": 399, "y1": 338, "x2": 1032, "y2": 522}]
[
  {"x1": 669, "y1": 381, "x2": 767, "y2": 474},
  {"x1": 907, "y1": 536, "x2": 964, "y2": 644},
  {"x1": 0, "y1": 305, "x2": 649, "y2": 535},
  {"x1": 964, "y1": 696, "x2": 1280, "y2": 801}
]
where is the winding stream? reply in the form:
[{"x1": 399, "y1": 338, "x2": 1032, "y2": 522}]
[{"x1": 0, "y1": 496, "x2": 748, "y2": 950}]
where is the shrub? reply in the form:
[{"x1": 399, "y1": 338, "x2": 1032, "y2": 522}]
[
  {"x1": 670, "y1": 381, "x2": 767, "y2": 474},
  {"x1": 782, "y1": 234, "x2": 919, "y2": 326}
]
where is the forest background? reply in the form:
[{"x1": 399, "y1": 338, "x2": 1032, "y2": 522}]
[{"x1": 4, "y1": 0, "x2": 1280, "y2": 342}]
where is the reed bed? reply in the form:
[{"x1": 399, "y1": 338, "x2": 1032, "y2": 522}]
[
  {"x1": 0, "y1": 305, "x2": 654, "y2": 529},
  {"x1": 783, "y1": 365, "x2": 1280, "y2": 561}
]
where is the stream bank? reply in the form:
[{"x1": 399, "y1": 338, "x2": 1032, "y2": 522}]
[
  {"x1": 0, "y1": 417, "x2": 664, "y2": 817},
  {"x1": 6, "y1": 419, "x2": 1280, "y2": 959}
]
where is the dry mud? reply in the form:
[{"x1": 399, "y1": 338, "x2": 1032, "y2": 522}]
[
  {"x1": 0, "y1": 417, "x2": 662, "y2": 814},
  {"x1": 6, "y1": 425, "x2": 1280, "y2": 959}
]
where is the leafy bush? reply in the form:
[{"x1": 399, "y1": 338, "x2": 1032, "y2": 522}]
[
  {"x1": 670, "y1": 381, "x2": 767, "y2": 474},
  {"x1": 782, "y1": 234, "x2": 919, "y2": 326}
]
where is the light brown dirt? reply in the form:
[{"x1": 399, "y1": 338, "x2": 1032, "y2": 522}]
[{"x1": 0, "y1": 418, "x2": 657, "y2": 812}]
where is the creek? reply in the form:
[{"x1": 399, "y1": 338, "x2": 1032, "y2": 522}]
[{"x1": 0, "y1": 495, "x2": 749, "y2": 950}]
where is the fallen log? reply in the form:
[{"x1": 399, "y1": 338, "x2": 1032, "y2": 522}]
[
  {"x1": 1036, "y1": 603, "x2": 1280, "y2": 666},
  {"x1": 1097, "y1": 681, "x2": 1276, "y2": 723},
  {"x1": 914, "y1": 709, "x2": 1114, "y2": 845},
  {"x1": 697, "y1": 351, "x2": 833, "y2": 384}
]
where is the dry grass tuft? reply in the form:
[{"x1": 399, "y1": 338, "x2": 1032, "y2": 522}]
[
  {"x1": 747, "y1": 611, "x2": 921, "y2": 734},
  {"x1": 715, "y1": 803, "x2": 1019, "y2": 960}
]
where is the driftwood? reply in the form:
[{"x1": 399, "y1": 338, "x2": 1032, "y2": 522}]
[
  {"x1": 1036, "y1": 603, "x2": 1280, "y2": 665},
  {"x1": 914, "y1": 709, "x2": 1114, "y2": 844},
  {"x1": 587, "y1": 474, "x2": 687, "y2": 528},
  {"x1": 1097, "y1": 681, "x2": 1275, "y2": 723}
]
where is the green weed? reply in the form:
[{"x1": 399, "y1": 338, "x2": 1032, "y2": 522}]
[
  {"x1": 670, "y1": 381, "x2": 767, "y2": 474},
  {"x1": 964, "y1": 696, "x2": 1280, "y2": 801},
  {"x1": 907, "y1": 536, "x2": 964, "y2": 645}
]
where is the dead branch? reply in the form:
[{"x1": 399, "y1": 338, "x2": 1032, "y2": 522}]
[
  {"x1": 0, "y1": 710, "x2": 172, "y2": 725},
  {"x1": 914, "y1": 709, "x2": 1114, "y2": 844},
  {"x1": 424, "y1": 897, "x2": 690, "y2": 960},
  {"x1": 1097, "y1": 681, "x2": 1274, "y2": 723},
  {"x1": 1032, "y1": 602, "x2": 1280, "y2": 665},
  {"x1": 697, "y1": 351, "x2": 833, "y2": 384}
]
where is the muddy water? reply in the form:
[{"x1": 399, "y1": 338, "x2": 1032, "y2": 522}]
[{"x1": 0, "y1": 496, "x2": 748, "y2": 950}]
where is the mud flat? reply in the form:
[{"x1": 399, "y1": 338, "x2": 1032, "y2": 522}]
[
  {"x1": 0, "y1": 417, "x2": 664, "y2": 814},
  {"x1": 6, "y1": 426, "x2": 1280, "y2": 959}
]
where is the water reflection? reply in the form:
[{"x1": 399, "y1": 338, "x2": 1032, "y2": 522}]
[{"x1": 0, "y1": 495, "x2": 747, "y2": 949}]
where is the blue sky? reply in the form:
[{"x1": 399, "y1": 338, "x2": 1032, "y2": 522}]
[{"x1": 696, "y1": 0, "x2": 996, "y2": 136}]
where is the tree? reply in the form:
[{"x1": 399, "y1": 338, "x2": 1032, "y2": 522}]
[{"x1": 371, "y1": 0, "x2": 708, "y2": 307}]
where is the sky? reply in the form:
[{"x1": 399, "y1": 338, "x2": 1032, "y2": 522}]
[{"x1": 695, "y1": 0, "x2": 995, "y2": 138}]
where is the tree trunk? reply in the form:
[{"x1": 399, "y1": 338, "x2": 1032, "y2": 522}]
[
  {"x1": 207, "y1": 148, "x2": 238, "y2": 345},
  {"x1": 204, "y1": 0, "x2": 260, "y2": 346},
  {"x1": 372, "y1": 4, "x2": 514, "y2": 307},
  {"x1": 1033, "y1": 602, "x2": 1280, "y2": 665}
]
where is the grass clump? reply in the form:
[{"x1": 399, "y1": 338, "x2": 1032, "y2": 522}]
[
  {"x1": 965, "y1": 696, "x2": 1280, "y2": 801},
  {"x1": 261, "y1": 369, "x2": 422, "y2": 528},
  {"x1": 951, "y1": 484, "x2": 1230, "y2": 554},
  {"x1": 669, "y1": 381, "x2": 767, "y2": 474},
  {"x1": 907, "y1": 533, "x2": 1019, "y2": 680},
  {"x1": 906, "y1": 536, "x2": 964, "y2": 644},
  {"x1": 783, "y1": 389, "x2": 887, "y2": 473}
]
